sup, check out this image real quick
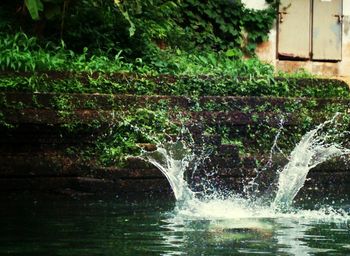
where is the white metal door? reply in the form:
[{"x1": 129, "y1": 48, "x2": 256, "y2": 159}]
[
  {"x1": 278, "y1": 0, "x2": 311, "y2": 59},
  {"x1": 312, "y1": 0, "x2": 342, "y2": 60}
]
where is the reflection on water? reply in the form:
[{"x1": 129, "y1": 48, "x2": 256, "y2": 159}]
[
  {"x1": 160, "y1": 210, "x2": 350, "y2": 255},
  {"x1": 2, "y1": 193, "x2": 349, "y2": 256},
  {"x1": 275, "y1": 219, "x2": 314, "y2": 256}
]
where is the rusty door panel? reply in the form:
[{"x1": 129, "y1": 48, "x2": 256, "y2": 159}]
[
  {"x1": 312, "y1": 0, "x2": 342, "y2": 61},
  {"x1": 278, "y1": 0, "x2": 311, "y2": 59}
]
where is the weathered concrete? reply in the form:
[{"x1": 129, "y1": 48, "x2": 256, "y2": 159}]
[{"x1": 249, "y1": 0, "x2": 350, "y2": 79}]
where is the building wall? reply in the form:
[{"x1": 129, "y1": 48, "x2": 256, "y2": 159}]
[
  {"x1": 244, "y1": 0, "x2": 350, "y2": 78},
  {"x1": 341, "y1": 2, "x2": 350, "y2": 77},
  {"x1": 241, "y1": 0, "x2": 268, "y2": 10}
]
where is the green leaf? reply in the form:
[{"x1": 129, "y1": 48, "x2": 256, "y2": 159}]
[
  {"x1": 225, "y1": 49, "x2": 241, "y2": 58},
  {"x1": 25, "y1": 0, "x2": 44, "y2": 20}
]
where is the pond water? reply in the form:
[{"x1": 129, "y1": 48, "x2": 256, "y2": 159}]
[
  {"x1": 0, "y1": 193, "x2": 349, "y2": 256},
  {"x1": 2, "y1": 115, "x2": 349, "y2": 255}
]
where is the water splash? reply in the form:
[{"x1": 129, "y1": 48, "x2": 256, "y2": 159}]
[
  {"x1": 243, "y1": 117, "x2": 286, "y2": 199},
  {"x1": 140, "y1": 140, "x2": 196, "y2": 202},
  {"x1": 139, "y1": 114, "x2": 350, "y2": 221},
  {"x1": 273, "y1": 114, "x2": 350, "y2": 210}
]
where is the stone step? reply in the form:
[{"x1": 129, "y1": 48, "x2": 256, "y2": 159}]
[
  {"x1": 1, "y1": 108, "x2": 118, "y2": 124},
  {"x1": 2, "y1": 92, "x2": 349, "y2": 111},
  {"x1": 0, "y1": 92, "x2": 348, "y2": 194},
  {"x1": 2, "y1": 109, "x2": 338, "y2": 128}
]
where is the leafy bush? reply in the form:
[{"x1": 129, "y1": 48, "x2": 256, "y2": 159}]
[{"x1": 1, "y1": 0, "x2": 278, "y2": 57}]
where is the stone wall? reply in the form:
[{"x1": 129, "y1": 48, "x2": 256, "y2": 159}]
[{"x1": 0, "y1": 91, "x2": 349, "y2": 199}]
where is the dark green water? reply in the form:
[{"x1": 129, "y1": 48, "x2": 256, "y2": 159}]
[{"x1": 0, "y1": 193, "x2": 349, "y2": 256}]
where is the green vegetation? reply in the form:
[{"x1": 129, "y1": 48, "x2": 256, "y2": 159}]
[
  {"x1": 0, "y1": 0, "x2": 349, "y2": 167},
  {"x1": 0, "y1": 0, "x2": 348, "y2": 98},
  {"x1": 0, "y1": 0, "x2": 279, "y2": 80},
  {"x1": 0, "y1": 32, "x2": 127, "y2": 72},
  {"x1": 3, "y1": 0, "x2": 277, "y2": 56},
  {"x1": 0, "y1": 31, "x2": 349, "y2": 98},
  {"x1": 96, "y1": 107, "x2": 180, "y2": 165},
  {"x1": 0, "y1": 30, "x2": 275, "y2": 75}
]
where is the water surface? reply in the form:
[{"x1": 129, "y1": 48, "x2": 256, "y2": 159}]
[{"x1": 0, "y1": 193, "x2": 349, "y2": 256}]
